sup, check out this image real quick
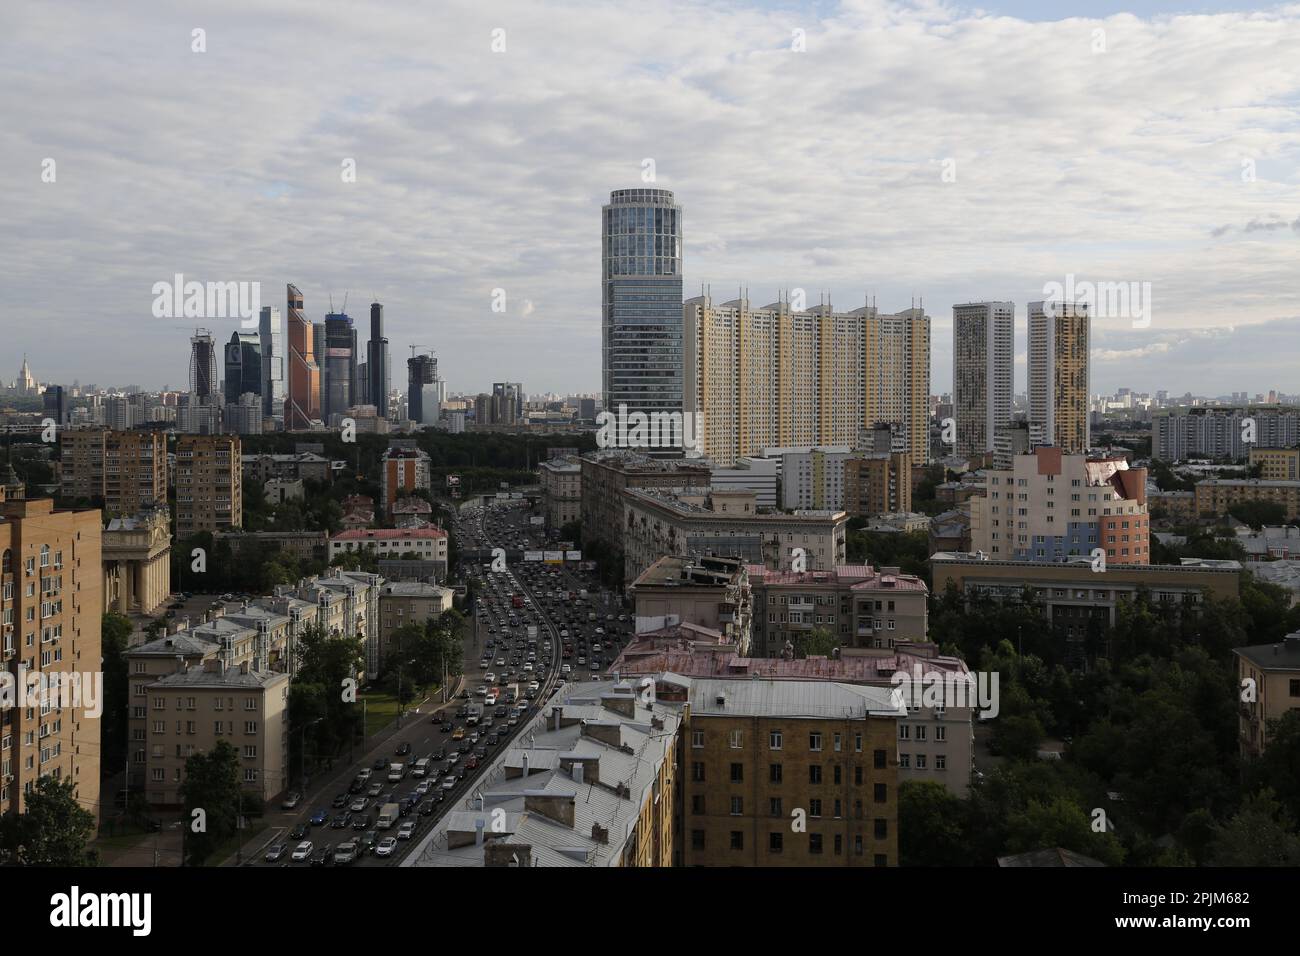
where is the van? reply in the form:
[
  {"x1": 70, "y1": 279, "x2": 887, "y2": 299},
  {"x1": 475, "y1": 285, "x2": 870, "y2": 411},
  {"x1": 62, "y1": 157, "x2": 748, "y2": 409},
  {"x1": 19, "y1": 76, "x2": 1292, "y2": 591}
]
[
  {"x1": 412, "y1": 758, "x2": 431, "y2": 778},
  {"x1": 376, "y1": 802, "x2": 400, "y2": 829},
  {"x1": 387, "y1": 763, "x2": 405, "y2": 782}
]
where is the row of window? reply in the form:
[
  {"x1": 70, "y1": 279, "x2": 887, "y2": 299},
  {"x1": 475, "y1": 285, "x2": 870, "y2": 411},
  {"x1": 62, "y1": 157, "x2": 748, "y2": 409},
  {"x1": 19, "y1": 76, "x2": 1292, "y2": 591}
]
[
  {"x1": 691, "y1": 829, "x2": 888, "y2": 861},
  {"x1": 693, "y1": 729, "x2": 883, "y2": 754}
]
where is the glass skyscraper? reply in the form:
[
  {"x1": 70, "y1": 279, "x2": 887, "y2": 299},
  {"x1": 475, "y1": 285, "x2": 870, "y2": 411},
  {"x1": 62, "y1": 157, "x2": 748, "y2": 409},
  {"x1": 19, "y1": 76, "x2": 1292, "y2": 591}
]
[
  {"x1": 259, "y1": 305, "x2": 285, "y2": 419},
  {"x1": 601, "y1": 188, "x2": 684, "y2": 441}
]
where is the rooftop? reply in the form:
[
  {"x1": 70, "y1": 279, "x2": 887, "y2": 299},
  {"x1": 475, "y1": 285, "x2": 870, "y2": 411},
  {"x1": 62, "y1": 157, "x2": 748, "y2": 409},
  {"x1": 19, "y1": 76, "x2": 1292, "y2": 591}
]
[
  {"x1": 746, "y1": 564, "x2": 928, "y2": 592},
  {"x1": 332, "y1": 527, "x2": 446, "y2": 541},
  {"x1": 687, "y1": 677, "x2": 906, "y2": 720},
  {"x1": 1234, "y1": 633, "x2": 1300, "y2": 671}
]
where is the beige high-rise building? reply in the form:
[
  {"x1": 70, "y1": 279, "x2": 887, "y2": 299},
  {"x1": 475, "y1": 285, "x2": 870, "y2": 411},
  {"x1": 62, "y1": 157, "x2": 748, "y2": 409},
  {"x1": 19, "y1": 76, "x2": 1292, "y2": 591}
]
[
  {"x1": 684, "y1": 295, "x2": 930, "y2": 468},
  {"x1": 952, "y1": 302, "x2": 1014, "y2": 459},
  {"x1": 1028, "y1": 301, "x2": 1090, "y2": 453},
  {"x1": 60, "y1": 428, "x2": 168, "y2": 514},
  {"x1": 0, "y1": 497, "x2": 103, "y2": 822},
  {"x1": 844, "y1": 452, "x2": 912, "y2": 518},
  {"x1": 176, "y1": 435, "x2": 242, "y2": 537}
]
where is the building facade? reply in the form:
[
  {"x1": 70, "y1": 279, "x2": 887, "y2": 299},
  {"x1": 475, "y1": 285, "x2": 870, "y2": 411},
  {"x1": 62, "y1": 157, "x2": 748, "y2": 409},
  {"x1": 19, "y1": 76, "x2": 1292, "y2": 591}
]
[
  {"x1": 952, "y1": 301, "x2": 1014, "y2": 459},
  {"x1": 1027, "y1": 300, "x2": 1090, "y2": 453},
  {"x1": 175, "y1": 434, "x2": 243, "y2": 537},
  {"x1": 843, "y1": 453, "x2": 912, "y2": 518},
  {"x1": 539, "y1": 457, "x2": 581, "y2": 530},
  {"x1": 578, "y1": 451, "x2": 711, "y2": 551},
  {"x1": 285, "y1": 283, "x2": 321, "y2": 429}
]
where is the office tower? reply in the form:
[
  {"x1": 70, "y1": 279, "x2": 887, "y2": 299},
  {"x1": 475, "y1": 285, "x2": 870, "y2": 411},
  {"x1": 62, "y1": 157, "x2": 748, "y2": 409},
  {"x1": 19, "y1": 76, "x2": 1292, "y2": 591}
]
[
  {"x1": 322, "y1": 311, "x2": 356, "y2": 420},
  {"x1": 189, "y1": 329, "x2": 219, "y2": 402},
  {"x1": 367, "y1": 301, "x2": 390, "y2": 417},
  {"x1": 952, "y1": 302, "x2": 1014, "y2": 459},
  {"x1": 224, "y1": 331, "x2": 262, "y2": 404},
  {"x1": 684, "y1": 294, "x2": 931, "y2": 467},
  {"x1": 0, "y1": 497, "x2": 103, "y2": 821},
  {"x1": 601, "y1": 188, "x2": 684, "y2": 449},
  {"x1": 42, "y1": 385, "x2": 67, "y2": 425},
  {"x1": 1028, "y1": 300, "x2": 1090, "y2": 453},
  {"x1": 407, "y1": 353, "x2": 437, "y2": 424},
  {"x1": 492, "y1": 382, "x2": 521, "y2": 424},
  {"x1": 175, "y1": 435, "x2": 242, "y2": 536},
  {"x1": 258, "y1": 305, "x2": 285, "y2": 419},
  {"x1": 285, "y1": 284, "x2": 321, "y2": 429}
]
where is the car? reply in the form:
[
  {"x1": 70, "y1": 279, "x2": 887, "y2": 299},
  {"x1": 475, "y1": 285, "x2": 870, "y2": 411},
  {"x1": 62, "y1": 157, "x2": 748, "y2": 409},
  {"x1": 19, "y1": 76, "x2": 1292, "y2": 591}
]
[
  {"x1": 310, "y1": 843, "x2": 333, "y2": 866},
  {"x1": 331, "y1": 793, "x2": 349, "y2": 808},
  {"x1": 330, "y1": 812, "x2": 351, "y2": 829},
  {"x1": 309, "y1": 808, "x2": 329, "y2": 826},
  {"x1": 356, "y1": 768, "x2": 372, "y2": 783},
  {"x1": 290, "y1": 840, "x2": 314, "y2": 861},
  {"x1": 290, "y1": 823, "x2": 309, "y2": 840},
  {"x1": 452, "y1": 727, "x2": 465, "y2": 740},
  {"x1": 375, "y1": 837, "x2": 398, "y2": 857},
  {"x1": 264, "y1": 843, "x2": 288, "y2": 863},
  {"x1": 280, "y1": 791, "x2": 302, "y2": 811},
  {"x1": 475, "y1": 686, "x2": 487, "y2": 697},
  {"x1": 397, "y1": 821, "x2": 417, "y2": 841},
  {"x1": 419, "y1": 800, "x2": 436, "y2": 816},
  {"x1": 415, "y1": 780, "x2": 432, "y2": 795},
  {"x1": 484, "y1": 672, "x2": 497, "y2": 684},
  {"x1": 367, "y1": 782, "x2": 384, "y2": 797},
  {"x1": 561, "y1": 664, "x2": 571, "y2": 674},
  {"x1": 441, "y1": 776, "x2": 457, "y2": 791},
  {"x1": 473, "y1": 745, "x2": 487, "y2": 758},
  {"x1": 495, "y1": 705, "x2": 507, "y2": 717},
  {"x1": 373, "y1": 757, "x2": 388, "y2": 771},
  {"x1": 334, "y1": 842, "x2": 359, "y2": 865},
  {"x1": 465, "y1": 756, "x2": 479, "y2": 770},
  {"x1": 486, "y1": 733, "x2": 499, "y2": 746},
  {"x1": 458, "y1": 740, "x2": 472, "y2": 755},
  {"x1": 348, "y1": 779, "x2": 365, "y2": 794},
  {"x1": 360, "y1": 829, "x2": 379, "y2": 852},
  {"x1": 469, "y1": 731, "x2": 480, "y2": 744},
  {"x1": 441, "y1": 721, "x2": 454, "y2": 733},
  {"x1": 432, "y1": 747, "x2": 447, "y2": 760},
  {"x1": 350, "y1": 796, "x2": 369, "y2": 813},
  {"x1": 395, "y1": 742, "x2": 412, "y2": 756},
  {"x1": 590, "y1": 661, "x2": 601, "y2": 671}
]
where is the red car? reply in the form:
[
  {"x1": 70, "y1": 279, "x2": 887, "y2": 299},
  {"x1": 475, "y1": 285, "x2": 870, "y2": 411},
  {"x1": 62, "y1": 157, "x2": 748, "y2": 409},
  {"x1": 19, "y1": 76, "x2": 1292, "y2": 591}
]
[{"x1": 465, "y1": 756, "x2": 479, "y2": 770}]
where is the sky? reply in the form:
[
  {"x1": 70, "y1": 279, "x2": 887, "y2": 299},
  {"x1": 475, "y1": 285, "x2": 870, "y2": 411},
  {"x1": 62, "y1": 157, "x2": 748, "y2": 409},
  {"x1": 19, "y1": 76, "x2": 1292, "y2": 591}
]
[{"x1": 3, "y1": 0, "x2": 1299, "y2": 399}]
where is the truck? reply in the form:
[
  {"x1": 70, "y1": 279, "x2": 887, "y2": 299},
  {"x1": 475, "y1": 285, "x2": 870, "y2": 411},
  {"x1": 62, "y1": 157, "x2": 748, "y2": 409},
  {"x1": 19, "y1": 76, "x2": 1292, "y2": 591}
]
[
  {"x1": 465, "y1": 703, "x2": 484, "y2": 726},
  {"x1": 376, "y1": 803, "x2": 400, "y2": 829},
  {"x1": 527, "y1": 624, "x2": 538, "y2": 641},
  {"x1": 387, "y1": 763, "x2": 405, "y2": 782}
]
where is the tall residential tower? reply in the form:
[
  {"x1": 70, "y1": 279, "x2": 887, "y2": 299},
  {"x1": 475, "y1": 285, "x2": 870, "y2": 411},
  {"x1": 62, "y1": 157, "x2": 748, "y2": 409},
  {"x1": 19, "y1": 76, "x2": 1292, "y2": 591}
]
[
  {"x1": 1028, "y1": 300, "x2": 1090, "y2": 454},
  {"x1": 952, "y1": 301, "x2": 1014, "y2": 459}
]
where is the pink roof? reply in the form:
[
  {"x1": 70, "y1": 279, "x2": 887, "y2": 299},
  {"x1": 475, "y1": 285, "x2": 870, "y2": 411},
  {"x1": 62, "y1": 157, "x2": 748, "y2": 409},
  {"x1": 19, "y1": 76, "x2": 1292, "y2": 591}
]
[{"x1": 331, "y1": 527, "x2": 445, "y2": 541}]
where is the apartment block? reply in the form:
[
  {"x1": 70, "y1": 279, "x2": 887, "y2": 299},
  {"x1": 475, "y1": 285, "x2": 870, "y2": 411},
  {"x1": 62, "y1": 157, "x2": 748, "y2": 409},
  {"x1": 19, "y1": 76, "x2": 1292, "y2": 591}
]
[
  {"x1": 952, "y1": 301, "x2": 1014, "y2": 459},
  {"x1": 60, "y1": 428, "x2": 167, "y2": 513},
  {"x1": 0, "y1": 497, "x2": 103, "y2": 821},
  {"x1": 1027, "y1": 301, "x2": 1090, "y2": 453},
  {"x1": 408, "y1": 679, "x2": 682, "y2": 867},
  {"x1": 377, "y1": 581, "x2": 454, "y2": 668},
  {"x1": 970, "y1": 447, "x2": 1149, "y2": 564},
  {"x1": 1152, "y1": 406, "x2": 1300, "y2": 461},
  {"x1": 683, "y1": 294, "x2": 930, "y2": 468},
  {"x1": 175, "y1": 434, "x2": 242, "y2": 537},
  {"x1": 1234, "y1": 633, "x2": 1300, "y2": 758},
  {"x1": 328, "y1": 527, "x2": 447, "y2": 566},
  {"x1": 779, "y1": 447, "x2": 854, "y2": 510},
  {"x1": 539, "y1": 457, "x2": 581, "y2": 530},
  {"x1": 748, "y1": 564, "x2": 928, "y2": 656},
  {"x1": 1195, "y1": 479, "x2": 1300, "y2": 521},
  {"x1": 680, "y1": 678, "x2": 903, "y2": 866},
  {"x1": 621, "y1": 487, "x2": 847, "y2": 585},
  {"x1": 579, "y1": 451, "x2": 711, "y2": 552},
  {"x1": 380, "y1": 445, "x2": 431, "y2": 515},
  {"x1": 843, "y1": 452, "x2": 912, "y2": 518},
  {"x1": 1249, "y1": 447, "x2": 1300, "y2": 481},
  {"x1": 630, "y1": 555, "x2": 753, "y2": 650}
]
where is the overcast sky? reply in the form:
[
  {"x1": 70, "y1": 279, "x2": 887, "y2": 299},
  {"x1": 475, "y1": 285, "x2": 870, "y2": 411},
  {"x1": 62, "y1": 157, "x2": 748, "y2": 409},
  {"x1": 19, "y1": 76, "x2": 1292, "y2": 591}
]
[{"x1": 4, "y1": 0, "x2": 1298, "y2": 398}]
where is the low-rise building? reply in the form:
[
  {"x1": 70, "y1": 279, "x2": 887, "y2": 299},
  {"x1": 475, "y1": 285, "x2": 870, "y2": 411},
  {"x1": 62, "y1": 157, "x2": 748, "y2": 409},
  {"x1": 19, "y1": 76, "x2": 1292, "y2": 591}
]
[
  {"x1": 1234, "y1": 632, "x2": 1300, "y2": 758},
  {"x1": 102, "y1": 508, "x2": 172, "y2": 616},
  {"x1": 329, "y1": 527, "x2": 447, "y2": 566},
  {"x1": 264, "y1": 478, "x2": 304, "y2": 504},
  {"x1": 241, "y1": 452, "x2": 332, "y2": 485},
  {"x1": 630, "y1": 555, "x2": 752, "y2": 650},
  {"x1": 1195, "y1": 478, "x2": 1300, "y2": 521},
  {"x1": 377, "y1": 581, "x2": 454, "y2": 667},
  {"x1": 213, "y1": 530, "x2": 328, "y2": 563},
  {"x1": 1249, "y1": 447, "x2": 1300, "y2": 481}
]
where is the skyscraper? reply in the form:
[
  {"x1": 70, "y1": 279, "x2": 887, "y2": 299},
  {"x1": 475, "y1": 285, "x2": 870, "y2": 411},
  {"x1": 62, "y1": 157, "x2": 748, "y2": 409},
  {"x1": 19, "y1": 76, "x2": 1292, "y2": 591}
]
[
  {"x1": 368, "y1": 301, "x2": 390, "y2": 418},
  {"x1": 258, "y1": 305, "x2": 285, "y2": 419},
  {"x1": 322, "y1": 311, "x2": 357, "y2": 420},
  {"x1": 42, "y1": 384, "x2": 67, "y2": 425},
  {"x1": 285, "y1": 284, "x2": 321, "y2": 429},
  {"x1": 224, "y1": 331, "x2": 263, "y2": 402},
  {"x1": 952, "y1": 301, "x2": 1014, "y2": 459},
  {"x1": 1028, "y1": 300, "x2": 1090, "y2": 453},
  {"x1": 407, "y1": 353, "x2": 437, "y2": 424},
  {"x1": 189, "y1": 329, "x2": 218, "y2": 402},
  {"x1": 601, "y1": 188, "x2": 684, "y2": 446}
]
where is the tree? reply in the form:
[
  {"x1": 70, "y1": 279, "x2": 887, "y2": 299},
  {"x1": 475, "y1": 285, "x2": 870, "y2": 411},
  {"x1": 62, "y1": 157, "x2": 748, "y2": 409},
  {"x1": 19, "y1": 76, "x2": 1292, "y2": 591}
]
[
  {"x1": 0, "y1": 776, "x2": 99, "y2": 866},
  {"x1": 1246, "y1": 710, "x2": 1300, "y2": 824},
  {"x1": 898, "y1": 781, "x2": 972, "y2": 866},
  {"x1": 792, "y1": 626, "x2": 837, "y2": 658},
  {"x1": 994, "y1": 714, "x2": 1045, "y2": 761},
  {"x1": 101, "y1": 612, "x2": 134, "y2": 775},
  {"x1": 179, "y1": 740, "x2": 242, "y2": 866},
  {"x1": 1207, "y1": 790, "x2": 1300, "y2": 866}
]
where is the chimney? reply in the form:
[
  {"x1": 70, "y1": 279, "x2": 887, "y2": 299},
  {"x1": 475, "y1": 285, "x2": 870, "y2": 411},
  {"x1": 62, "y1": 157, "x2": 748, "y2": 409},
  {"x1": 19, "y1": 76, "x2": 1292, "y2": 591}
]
[
  {"x1": 572, "y1": 762, "x2": 584, "y2": 785},
  {"x1": 521, "y1": 753, "x2": 529, "y2": 777},
  {"x1": 552, "y1": 708, "x2": 562, "y2": 731},
  {"x1": 590, "y1": 823, "x2": 609, "y2": 844},
  {"x1": 524, "y1": 789, "x2": 576, "y2": 828}
]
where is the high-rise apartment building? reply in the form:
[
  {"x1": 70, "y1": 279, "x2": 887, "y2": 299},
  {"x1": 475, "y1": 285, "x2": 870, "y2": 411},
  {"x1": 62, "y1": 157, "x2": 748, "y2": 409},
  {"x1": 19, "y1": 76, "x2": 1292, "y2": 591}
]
[
  {"x1": 952, "y1": 301, "x2": 1014, "y2": 459},
  {"x1": 175, "y1": 435, "x2": 242, "y2": 537},
  {"x1": 1028, "y1": 301, "x2": 1090, "y2": 453},
  {"x1": 60, "y1": 429, "x2": 167, "y2": 512},
  {"x1": 0, "y1": 497, "x2": 103, "y2": 821},
  {"x1": 844, "y1": 452, "x2": 913, "y2": 518},
  {"x1": 258, "y1": 305, "x2": 285, "y2": 419},
  {"x1": 684, "y1": 295, "x2": 930, "y2": 467},
  {"x1": 379, "y1": 445, "x2": 431, "y2": 515},
  {"x1": 285, "y1": 284, "x2": 321, "y2": 430},
  {"x1": 602, "y1": 188, "x2": 684, "y2": 448},
  {"x1": 1153, "y1": 406, "x2": 1300, "y2": 461},
  {"x1": 367, "y1": 301, "x2": 390, "y2": 418},
  {"x1": 970, "y1": 447, "x2": 1149, "y2": 563}
]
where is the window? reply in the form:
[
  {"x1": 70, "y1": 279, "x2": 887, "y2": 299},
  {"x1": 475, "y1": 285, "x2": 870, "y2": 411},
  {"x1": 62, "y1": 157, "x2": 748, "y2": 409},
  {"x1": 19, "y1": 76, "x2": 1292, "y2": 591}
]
[
  {"x1": 769, "y1": 832, "x2": 783, "y2": 853},
  {"x1": 833, "y1": 733, "x2": 842, "y2": 752},
  {"x1": 898, "y1": 724, "x2": 910, "y2": 740},
  {"x1": 809, "y1": 834, "x2": 823, "y2": 855},
  {"x1": 692, "y1": 730, "x2": 704, "y2": 748},
  {"x1": 808, "y1": 764, "x2": 822, "y2": 785},
  {"x1": 691, "y1": 830, "x2": 705, "y2": 850},
  {"x1": 729, "y1": 729, "x2": 743, "y2": 749},
  {"x1": 730, "y1": 796, "x2": 743, "y2": 816},
  {"x1": 834, "y1": 834, "x2": 843, "y2": 855},
  {"x1": 809, "y1": 798, "x2": 822, "y2": 818},
  {"x1": 769, "y1": 797, "x2": 782, "y2": 817},
  {"x1": 809, "y1": 733, "x2": 822, "y2": 752},
  {"x1": 874, "y1": 854, "x2": 888, "y2": 867},
  {"x1": 730, "y1": 763, "x2": 743, "y2": 783},
  {"x1": 873, "y1": 749, "x2": 887, "y2": 769},
  {"x1": 730, "y1": 831, "x2": 744, "y2": 850},
  {"x1": 874, "y1": 819, "x2": 888, "y2": 839},
  {"x1": 691, "y1": 794, "x2": 705, "y2": 815},
  {"x1": 691, "y1": 762, "x2": 705, "y2": 782},
  {"x1": 769, "y1": 763, "x2": 783, "y2": 783},
  {"x1": 874, "y1": 783, "x2": 887, "y2": 803},
  {"x1": 854, "y1": 733, "x2": 863, "y2": 753},
  {"x1": 854, "y1": 765, "x2": 863, "y2": 785},
  {"x1": 769, "y1": 730, "x2": 783, "y2": 750}
]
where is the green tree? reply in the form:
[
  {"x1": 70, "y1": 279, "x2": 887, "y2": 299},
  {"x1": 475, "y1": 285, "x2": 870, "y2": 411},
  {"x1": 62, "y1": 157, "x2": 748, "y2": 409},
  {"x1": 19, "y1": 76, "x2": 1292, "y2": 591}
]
[
  {"x1": 100, "y1": 612, "x2": 134, "y2": 775},
  {"x1": 0, "y1": 776, "x2": 99, "y2": 866},
  {"x1": 179, "y1": 740, "x2": 242, "y2": 866},
  {"x1": 792, "y1": 625, "x2": 837, "y2": 658},
  {"x1": 1207, "y1": 790, "x2": 1300, "y2": 866},
  {"x1": 898, "y1": 781, "x2": 972, "y2": 866}
]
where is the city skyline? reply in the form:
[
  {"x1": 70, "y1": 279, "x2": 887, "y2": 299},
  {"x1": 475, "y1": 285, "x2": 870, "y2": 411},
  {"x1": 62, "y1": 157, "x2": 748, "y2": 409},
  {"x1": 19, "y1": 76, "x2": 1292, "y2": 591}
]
[{"x1": 5, "y1": 1, "x2": 1298, "y2": 395}]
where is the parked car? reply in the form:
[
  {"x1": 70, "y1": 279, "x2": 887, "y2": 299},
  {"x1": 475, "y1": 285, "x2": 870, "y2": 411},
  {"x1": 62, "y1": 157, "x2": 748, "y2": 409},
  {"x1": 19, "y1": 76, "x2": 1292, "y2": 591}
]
[{"x1": 280, "y1": 791, "x2": 302, "y2": 811}]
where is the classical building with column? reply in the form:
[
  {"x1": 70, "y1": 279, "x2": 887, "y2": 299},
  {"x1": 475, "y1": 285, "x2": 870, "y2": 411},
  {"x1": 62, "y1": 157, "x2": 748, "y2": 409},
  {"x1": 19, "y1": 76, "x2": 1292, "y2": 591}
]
[{"x1": 102, "y1": 508, "x2": 172, "y2": 616}]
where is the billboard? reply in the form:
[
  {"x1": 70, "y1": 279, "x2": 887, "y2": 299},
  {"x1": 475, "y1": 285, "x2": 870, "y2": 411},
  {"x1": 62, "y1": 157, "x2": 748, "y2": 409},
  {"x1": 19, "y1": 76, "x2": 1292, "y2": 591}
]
[
  {"x1": 543, "y1": 550, "x2": 564, "y2": 564},
  {"x1": 524, "y1": 550, "x2": 544, "y2": 562},
  {"x1": 565, "y1": 550, "x2": 582, "y2": 561},
  {"x1": 530, "y1": 516, "x2": 544, "y2": 525}
]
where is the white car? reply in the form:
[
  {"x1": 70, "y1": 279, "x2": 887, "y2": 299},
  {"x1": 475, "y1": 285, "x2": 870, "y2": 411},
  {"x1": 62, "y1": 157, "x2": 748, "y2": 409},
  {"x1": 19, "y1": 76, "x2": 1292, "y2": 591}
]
[
  {"x1": 291, "y1": 840, "x2": 313, "y2": 861},
  {"x1": 484, "y1": 672, "x2": 497, "y2": 684},
  {"x1": 527, "y1": 681, "x2": 540, "y2": 693},
  {"x1": 561, "y1": 664, "x2": 572, "y2": 674},
  {"x1": 441, "y1": 776, "x2": 458, "y2": 790},
  {"x1": 375, "y1": 837, "x2": 398, "y2": 857},
  {"x1": 397, "y1": 821, "x2": 417, "y2": 841}
]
